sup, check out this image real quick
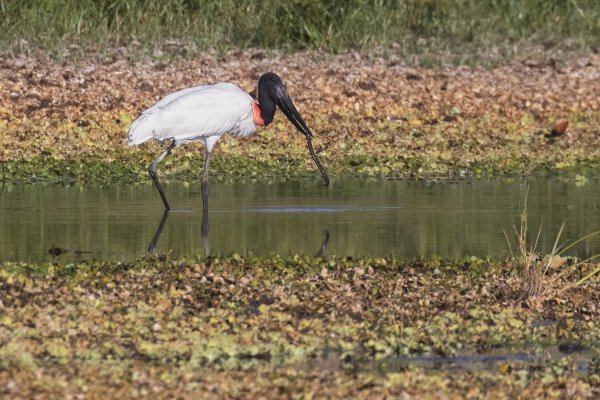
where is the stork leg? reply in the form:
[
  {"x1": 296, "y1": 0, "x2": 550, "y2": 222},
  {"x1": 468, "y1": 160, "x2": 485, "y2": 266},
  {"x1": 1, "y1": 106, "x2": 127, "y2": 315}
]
[
  {"x1": 201, "y1": 147, "x2": 212, "y2": 211},
  {"x1": 149, "y1": 141, "x2": 176, "y2": 211},
  {"x1": 200, "y1": 136, "x2": 220, "y2": 211}
]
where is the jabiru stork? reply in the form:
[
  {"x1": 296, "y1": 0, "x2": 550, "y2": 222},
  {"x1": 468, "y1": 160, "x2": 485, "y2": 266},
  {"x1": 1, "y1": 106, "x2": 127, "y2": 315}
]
[{"x1": 127, "y1": 72, "x2": 329, "y2": 211}]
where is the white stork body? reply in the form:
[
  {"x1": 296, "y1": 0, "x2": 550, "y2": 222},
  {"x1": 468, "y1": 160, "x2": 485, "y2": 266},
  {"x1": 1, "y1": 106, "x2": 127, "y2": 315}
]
[
  {"x1": 127, "y1": 83, "x2": 257, "y2": 149},
  {"x1": 127, "y1": 72, "x2": 329, "y2": 212}
]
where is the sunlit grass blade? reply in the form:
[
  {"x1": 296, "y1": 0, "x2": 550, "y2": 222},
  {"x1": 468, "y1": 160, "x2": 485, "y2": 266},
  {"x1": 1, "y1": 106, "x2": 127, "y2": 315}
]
[
  {"x1": 503, "y1": 229, "x2": 514, "y2": 259},
  {"x1": 556, "y1": 230, "x2": 600, "y2": 257},
  {"x1": 550, "y1": 221, "x2": 566, "y2": 255},
  {"x1": 572, "y1": 263, "x2": 600, "y2": 287}
]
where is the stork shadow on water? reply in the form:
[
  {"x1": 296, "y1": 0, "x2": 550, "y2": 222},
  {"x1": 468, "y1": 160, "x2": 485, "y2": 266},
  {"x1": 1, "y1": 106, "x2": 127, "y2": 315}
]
[{"x1": 146, "y1": 211, "x2": 330, "y2": 258}]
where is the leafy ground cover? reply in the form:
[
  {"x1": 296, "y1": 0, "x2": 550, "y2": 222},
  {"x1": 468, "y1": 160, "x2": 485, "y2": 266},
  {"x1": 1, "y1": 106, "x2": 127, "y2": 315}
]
[
  {"x1": 1, "y1": 49, "x2": 600, "y2": 183},
  {"x1": 2, "y1": 46, "x2": 600, "y2": 397},
  {"x1": 1, "y1": 255, "x2": 599, "y2": 398}
]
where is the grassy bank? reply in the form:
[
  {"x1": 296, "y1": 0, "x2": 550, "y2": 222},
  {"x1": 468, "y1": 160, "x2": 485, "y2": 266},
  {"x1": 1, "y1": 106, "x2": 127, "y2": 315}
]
[
  {"x1": 1, "y1": 254, "x2": 599, "y2": 398},
  {"x1": 2, "y1": 1, "x2": 600, "y2": 58}
]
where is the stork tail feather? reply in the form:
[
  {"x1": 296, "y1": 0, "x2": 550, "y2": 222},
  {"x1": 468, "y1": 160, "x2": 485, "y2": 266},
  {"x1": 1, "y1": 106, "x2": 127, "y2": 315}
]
[{"x1": 127, "y1": 115, "x2": 154, "y2": 146}]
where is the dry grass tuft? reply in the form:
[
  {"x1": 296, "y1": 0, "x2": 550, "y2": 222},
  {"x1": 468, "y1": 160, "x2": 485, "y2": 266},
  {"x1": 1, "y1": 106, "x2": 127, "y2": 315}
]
[{"x1": 506, "y1": 187, "x2": 600, "y2": 302}]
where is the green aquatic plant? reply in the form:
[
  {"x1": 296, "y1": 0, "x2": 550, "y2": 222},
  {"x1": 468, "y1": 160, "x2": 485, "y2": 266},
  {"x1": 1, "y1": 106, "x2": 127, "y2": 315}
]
[{"x1": 1, "y1": 254, "x2": 599, "y2": 397}]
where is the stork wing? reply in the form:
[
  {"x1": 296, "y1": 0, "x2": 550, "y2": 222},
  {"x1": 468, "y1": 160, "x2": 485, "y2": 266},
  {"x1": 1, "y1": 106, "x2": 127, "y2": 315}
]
[{"x1": 128, "y1": 83, "x2": 254, "y2": 145}]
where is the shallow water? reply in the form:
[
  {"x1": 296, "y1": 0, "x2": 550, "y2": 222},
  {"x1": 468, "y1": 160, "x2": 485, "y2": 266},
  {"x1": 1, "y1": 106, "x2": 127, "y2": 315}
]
[
  {"x1": 2, "y1": 177, "x2": 600, "y2": 263},
  {"x1": 381, "y1": 344, "x2": 594, "y2": 373},
  {"x1": 311, "y1": 342, "x2": 594, "y2": 374}
]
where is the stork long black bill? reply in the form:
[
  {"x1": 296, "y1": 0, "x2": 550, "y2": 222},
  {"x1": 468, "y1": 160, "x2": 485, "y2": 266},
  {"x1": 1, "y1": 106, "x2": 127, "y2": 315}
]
[
  {"x1": 304, "y1": 135, "x2": 330, "y2": 187},
  {"x1": 258, "y1": 72, "x2": 330, "y2": 186}
]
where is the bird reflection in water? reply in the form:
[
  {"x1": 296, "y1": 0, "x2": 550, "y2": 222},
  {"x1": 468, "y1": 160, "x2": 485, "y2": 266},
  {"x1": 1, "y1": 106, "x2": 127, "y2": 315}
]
[
  {"x1": 201, "y1": 209, "x2": 209, "y2": 256},
  {"x1": 147, "y1": 210, "x2": 169, "y2": 255},
  {"x1": 314, "y1": 230, "x2": 330, "y2": 258},
  {"x1": 145, "y1": 210, "x2": 211, "y2": 257},
  {"x1": 147, "y1": 211, "x2": 330, "y2": 258}
]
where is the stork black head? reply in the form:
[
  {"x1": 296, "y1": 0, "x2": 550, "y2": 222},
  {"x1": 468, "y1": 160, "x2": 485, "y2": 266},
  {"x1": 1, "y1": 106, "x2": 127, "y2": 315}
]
[
  {"x1": 258, "y1": 72, "x2": 312, "y2": 136},
  {"x1": 257, "y1": 72, "x2": 329, "y2": 186}
]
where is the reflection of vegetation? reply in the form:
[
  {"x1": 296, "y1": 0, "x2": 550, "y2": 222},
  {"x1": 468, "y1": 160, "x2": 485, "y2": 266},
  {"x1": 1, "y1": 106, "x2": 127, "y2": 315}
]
[
  {"x1": 2, "y1": 0, "x2": 600, "y2": 56},
  {"x1": 1, "y1": 254, "x2": 599, "y2": 397}
]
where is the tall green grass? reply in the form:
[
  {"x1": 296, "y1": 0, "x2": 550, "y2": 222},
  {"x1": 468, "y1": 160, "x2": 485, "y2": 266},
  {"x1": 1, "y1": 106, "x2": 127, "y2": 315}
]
[{"x1": 1, "y1": 0, "x2": 599, "y2": 55}]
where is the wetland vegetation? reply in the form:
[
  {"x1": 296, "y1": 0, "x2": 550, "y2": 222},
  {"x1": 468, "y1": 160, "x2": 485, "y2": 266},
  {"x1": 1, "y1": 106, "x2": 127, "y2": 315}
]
[
  {"x1": 2, "y1": 49, "x2": 600, "y2": 185},
  {"x1": 1, "y1": 255, "x2": 600, "y2": 398},
  {"x1": 2, "y1": 1, "x2": 600, "y2": 397}
]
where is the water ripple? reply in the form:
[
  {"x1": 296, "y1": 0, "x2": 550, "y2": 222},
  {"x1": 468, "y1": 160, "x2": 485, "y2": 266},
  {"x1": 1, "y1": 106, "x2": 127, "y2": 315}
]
[{"x1": 244, "y1": 206, "x2": 402, "y2": 213}]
